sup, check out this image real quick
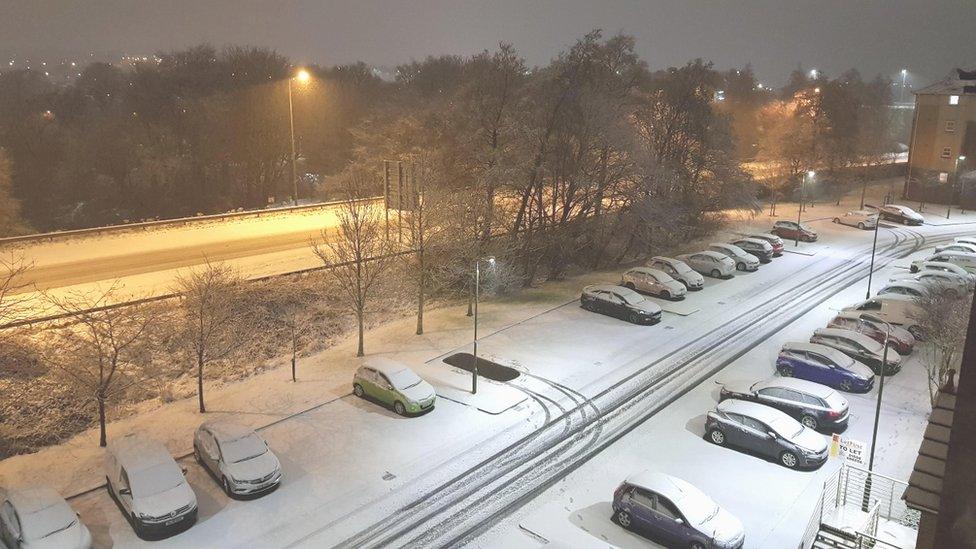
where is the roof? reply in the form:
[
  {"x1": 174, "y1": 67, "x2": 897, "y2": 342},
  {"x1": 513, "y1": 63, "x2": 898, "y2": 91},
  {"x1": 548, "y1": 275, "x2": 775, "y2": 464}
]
[
  {"x1": 625, "y1": 267, "x2": 668, "y2": 279},
  {"x1": 904, "y1": 375, "x2": 957, "y2": 514},
  {"x1": 752, "y1": 377, "x2": 836, "y2": 399},
  {"x1": 716, "y1": 398, "x2": 791, "y2": 423},
  {"x1": 201, "y1": 420, "x2": 255, "y2": 442},
  {"x1": 782, "y1": 340, "x2": 847, "y2": 359},
  {"x1": 624, "y1": 471, "x2": 701, "y2": 503},
  {"x1": 363, "y1": 356, "x2": 412, "y2": 376},
  {"x1": 3, "y1": 486, "x2": 65, "y2": 515},
  {"x1": 749, "y1": 233, "x2": 781, "y2": 240},
  {"x1": 882, "y1": 280, "x2": 929, "y2": 291},
  {"x1": 107, "y1": 433, "x2": 174, "y2": 471},
  {"x1": 815, "y1": 327, "x2": 878, "y2": 344},
  {"x1": 650, "y1": 256, "x2": 681, "y2": 265},
  {"x1": 915, "y1": 67, "x2": 976, "y2": 96},
  {"x1": 697, "y1": 250, "x2": 731, "y2": 260},
  {"x1": 733, "y1": 237, "x2": 770, "y2": 247}
]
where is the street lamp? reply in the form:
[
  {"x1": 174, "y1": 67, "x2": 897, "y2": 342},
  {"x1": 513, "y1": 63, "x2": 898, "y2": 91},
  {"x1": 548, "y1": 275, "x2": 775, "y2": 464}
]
[
  {"x1": 957, "y1": 155, "x2": 968, "y2": 215},
  {"x1": 900, "y1": 69, "x2": 908, "y2": 103},
  {"x1": 287, "y1": 69, "x2": 311, "y2": 206},
  {"x1": 471, "y1": 256, "x2": 496, "y2": 394},
  {"x1": 861, "y1": 313, "x2": 891, "y2": 511},
  {"x1": 864, "y1": 204, "x2": 882, "y2": 299},
  {"x1": 795, "y1": 171, "x2": 814, "y2": 247}
]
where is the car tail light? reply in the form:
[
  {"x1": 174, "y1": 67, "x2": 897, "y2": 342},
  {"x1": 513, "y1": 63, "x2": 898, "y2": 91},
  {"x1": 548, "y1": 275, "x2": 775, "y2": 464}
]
[{"x1": 825, "y1": 409, "x2": 844, "y2": 420}]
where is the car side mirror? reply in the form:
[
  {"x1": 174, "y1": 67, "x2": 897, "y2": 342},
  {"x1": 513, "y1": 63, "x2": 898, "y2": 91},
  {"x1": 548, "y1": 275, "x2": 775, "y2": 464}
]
[{"x1": 119, "y1": 488, "x2": 131, "y2": 496}]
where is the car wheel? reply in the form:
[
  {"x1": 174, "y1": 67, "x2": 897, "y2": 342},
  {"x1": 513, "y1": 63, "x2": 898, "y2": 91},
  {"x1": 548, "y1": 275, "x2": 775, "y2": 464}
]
[
  {"x1": 662, "y1": 290, "x2": 671, "y2": 299},
  {"x1": 946, "y1": 288, "x2": 959, "y2": 298},
  {"x1": 394, "y1": 401, "x2": 407, "y2": 416},
  {"x1": 624, "y1": 282, "x2": 636, "y2": 290},
  {"x1": 858, "y1": 222, "x2": 865, "y2": 230},
  {"x1": 690, "y1": 543, "x2": 707, "y2": 549},
  {"x1": 353, "y1": 383, "x2": 364, "y2": 398},
  {"x1": 629, "y1": 313, "x2": 640, "y2": 324},
  {"x1": 840, "y1": 379, "x2": 854, "y2": 392},
  {"x1": 710, "y1": 269, "x2": 721, "y2": 278},
  {"x1": 780, "y1": 451, "x2": 799, "y2": 469},
  {"x1": 736, "y1": 262, "x2": 745, "y2": 271},
  {"x1": 222, "y1": 476, "x2": 233, "y2": 497},
  {"x1": 778, "y1": 364, "x2": 793, "y2": 377},
  {"x1": 616, "y1": 510, "x2": 632, "y2": 529},
  {"x1": 708, "y1": 428, "x2": 726, "y2": 446},
  {"x1": 833, "y1": 217, "x2": 840, "y2": 224},
  {"x1": 801, "y1": 415, "x2": 819, "y2": 430},
  {"x1": 679, "y1": 280, "x2": 689, "y2": 289}
]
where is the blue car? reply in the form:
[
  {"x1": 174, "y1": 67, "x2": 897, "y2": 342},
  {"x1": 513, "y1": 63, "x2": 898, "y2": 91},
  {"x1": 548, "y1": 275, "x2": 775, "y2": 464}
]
[
  {"x1": 612, "y1": 472, "x2": 745, "y2": 548},
  {"x1": 776, "y1": 342, "x2": 874, "y2": 393}
]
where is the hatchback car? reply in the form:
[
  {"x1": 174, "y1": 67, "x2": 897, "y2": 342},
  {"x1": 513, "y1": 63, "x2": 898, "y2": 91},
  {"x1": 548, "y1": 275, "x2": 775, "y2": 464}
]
[
  {"x1": 748, "y1": 233, "x2": 785, "y2": 256},
  {"x1": 705, "y1": 399, "x2": 829, "y2": 469},
  {"x1": 911, "y1": 254, "x2": 976, "y2": 275},
  {"x1": 935, "y1": 242, "x2": 976, "y2": 255},
  {"x1": 580, "y1": 284, "x2": 663, "y2": 324},
  {"x1": 708, "y1": 243, "x2": 759, "y2": 271},
  {"x1": 810, "y1": 328, "x2": 902, "y2": 375},
  {"x1": 842, "y1": 295, "x2": 926, "y2": 339},
  {"x1": 954, "y1": 236, "x2": 976, "y2": 247},
  {"x1": 676, "y1": 251, "x2": 736, "y2": 278},
  {"x1": 0, "y1": 487, "x2": 92, "y2": 549},
  {"x1": 771, "y1": 220, "x2": 818, "y2": 242},
  {"x1": 104, "y1": 433, "x2": 197, "y2": 538},
  {"x1": 646, "y1": 256, "x2": 705, "y2": 290},
  {"x1": 611, "y1": 472, "x2": 744, "y2": 549},
  {"x1": 877, "y1": 280, "x2": 930, "y2": 299},
  {"x1": 719, "y1": 377, "x2": 849, "y2": 432},
  {"x1": 731, "y1": 238, "x2": 773, "y2": 263},
  {"x1": 621, "y1": 267, "x2": 687, "y2": 300},
  {"x1": 880, "y1": 204, "x2": 924, "y2": 225},
  {"x1": 193, "y1": 421, "x2": 282, "y2": 498},
  {"x1": 353, "y1": 357, "x2": 436, "y2": 416},
  {"x1": 827, "y1": 312, "x2": 915, "y2": 356},
  {"x1": 833, "y1": 210, "x2": 878, "y2": 230},
  {"x1": 891, "y1": 270, "x2": 972, "y2": 297},
  {"x1": 776, "y1": 342, "x2": 875, "y2": 393}
]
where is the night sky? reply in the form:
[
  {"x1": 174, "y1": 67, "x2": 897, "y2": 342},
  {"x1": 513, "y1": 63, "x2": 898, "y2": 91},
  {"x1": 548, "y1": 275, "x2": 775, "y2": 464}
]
[{"x1": 4, "y1": 0, "x2": 975, "y2": 86}]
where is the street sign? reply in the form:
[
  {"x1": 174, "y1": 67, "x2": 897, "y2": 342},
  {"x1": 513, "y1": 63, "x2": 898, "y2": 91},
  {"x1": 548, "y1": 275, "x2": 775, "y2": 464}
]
[{"x1": 830, "y1": 434, "x2": 868, "y2": 466}]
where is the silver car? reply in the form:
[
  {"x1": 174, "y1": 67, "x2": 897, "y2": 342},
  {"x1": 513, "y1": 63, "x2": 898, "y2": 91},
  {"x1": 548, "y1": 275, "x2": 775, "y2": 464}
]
[
  {"x1": 621, "y1": 267, "x2": 687, "y2": 300},
  {"x1": 677, "y1": 251, "x2": 736, "y2": 278},
  {"x1": 708, "y1": 243, "x2": 759, "y2": 272},
  {"x1": 911, "y1": 252, "x2": 976, "y2": 274},
  {"x1": 646, "y1": 256, "x2": 705, "y2": 290},
  {"x1": 833, "y1": 210, "x2": 878, "y2": 230},
  {"x1": 877, "y1": 280, "x2": 930, "y2": 299},
  {"x1": 935, "y1": 242, "x2": 976, "y2": 254},
  {"x1": 0, "y1": 487, "x2": 92, "y2": 549},
  {"x1": 890, "y1": 270, "x2": 972, "y2": 296},
  {"x1": 194, "y1": 421, "x2": 282, "y2": 498}
]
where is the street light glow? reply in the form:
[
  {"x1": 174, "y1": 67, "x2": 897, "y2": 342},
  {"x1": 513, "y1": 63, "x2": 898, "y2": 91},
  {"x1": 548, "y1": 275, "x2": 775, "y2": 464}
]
[
  {"x1": 295, "y1": 69, "x2": 310, "y2": 83},
  {"x1": 807, "y1": 170, "x2": 816, "y2": 178},
  {"x1": 810, "y1": 68, "x2": 818, "y2": 79}
]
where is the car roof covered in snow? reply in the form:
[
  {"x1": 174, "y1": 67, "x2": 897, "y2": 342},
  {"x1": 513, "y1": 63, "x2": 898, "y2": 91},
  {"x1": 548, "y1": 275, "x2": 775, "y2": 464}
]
[
  {"x1": 2, "y1": 486, "x2": 67, "y2": 516},
  {"x1": 362, "y1": 356, "x2": 414, "y2": 377},
  {"x1": 624, "y1": 471, "x2": 707, "y2": 504},
  {"x1": 201, "y1": 420, "x2": 257, "y2": 442},
  {"x1": 750, "y1": 232, "x2": 781, "y2": 240},
  {"x1": 107, "y1": 433, "x2": 174, "y2": 471},
  {"x1": 625, "y1": 267, "x2": 670, "y2": 279},
  {"x1": 733, "y1": 237, "x2": 769, "y2": 247},
  {"x1": 709, "y1": 242, "x2": 743, "y2": 252},
  {"x1": 751, "y1": 377, "x2": 837, "y2": 399},
  {"x1": 814, "y1": 327, "x2": 880, "y2": 347},
  {"x1": 781, "y1": 341, "x2": 851, "y2": 363},
  {"x1": 883, "y1": 280, "x2": 930, "y2": 291},
  {"x1": 650, "y1": 256, "x2": 683, "y2": 266},
  {"x1": 694, "y1": 250, "x2": 731, "y2": 260},
  {"x1": 716, "y1": 399, "x2": 792, "y2": 424}
]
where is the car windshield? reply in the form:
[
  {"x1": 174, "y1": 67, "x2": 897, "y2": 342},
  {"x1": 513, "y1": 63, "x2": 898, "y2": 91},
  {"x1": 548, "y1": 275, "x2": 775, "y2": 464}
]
[
  {"x1": 387, "y1": 368, "x2": 423, "y2": 390},
  {"x1": 618, "y1": 291, "x2": 645, "y2": 306},
  {"x1": 800, "y1": 223, "x2": 813, "y2": 231},
  {"x1": 678, "y1": 491, "x2": 720, "y2": 526},
  {"x1": 673, "y1": 262, "x2": 692, "y2": 274},
  {"x1": 221, "y1": 434, "x2": 268, "y2": 463},
  {"x1": 21, "y1": 502, "x2": 77, "y2": 541},
  {"x1": 129, "y1": 461, "x2": 184, "y2": 497},
  {"x1": 769, "y1": 415, "x2": 804, "y2": 439}
]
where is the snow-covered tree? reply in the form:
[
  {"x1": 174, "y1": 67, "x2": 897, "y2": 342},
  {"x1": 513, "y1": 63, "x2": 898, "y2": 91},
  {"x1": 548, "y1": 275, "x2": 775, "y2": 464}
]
[{"x1": 915, "y1": 291, "x2": 972, "y2": 407}]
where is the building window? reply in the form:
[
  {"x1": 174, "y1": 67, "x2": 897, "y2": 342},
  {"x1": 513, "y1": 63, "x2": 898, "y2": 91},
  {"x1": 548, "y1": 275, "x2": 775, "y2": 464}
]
[
  {"x1": 940, "y1": 172, "x2": 949, "y2": 183},
  {"x1": 949, "y1": 95, "x2": 960, "y2": 105},
  {"x1": 945, "y1": 120, "x2": 956, "y2": 133},
  {"x1": 942, "y1": 147, "x2": 952, "y2": 160}
]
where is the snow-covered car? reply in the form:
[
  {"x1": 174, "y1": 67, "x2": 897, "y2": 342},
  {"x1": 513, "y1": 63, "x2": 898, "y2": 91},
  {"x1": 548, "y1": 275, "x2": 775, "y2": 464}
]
[
  {"x1": 827, "y1": 311, "x2": 915, "y2": 355},
  {"x1": 879, "y1": 204, "x2": 924, "y2": 225},
  {"x1": 777, "y1": 342, "x2": 875, "y2": 393},
  {"x1": 353, "y1": 357, "x2": 436, "y2": 416},
  {"x1": 730, "y1": 237, "x2": 774, "y2": 263},
  {"x1": 890, "y1": 270, "x2": 972, "y2": 297},
  {"x1": 676, "y1": 251, "x2": 736, "y2": 278},
  {"x1": 0, "y1": 486, "x2": 92, "y2": 549},
  {"x1": 935, "y1": 242, "x2": 976, "y2": 255},
  {"x1": 718, "y1": 377, "x2": 849, "y2": 432},
  {"x1": 911, "y1": 252, "x2": 976, "y2": 274},
  {"x1": 104, "y1": 433, "x2": 197, "y2": 538},
  {"x1": 877, "y1": 280, "x2": 930, "y2": 299},
  {"x1": 580, "y1": 284, "x2": 663, "y2": 325},
  {"x1": 748, "y1": 233, "x2": 785, "y2": 256},
  {"x1": 194, "y1": 421, "x2": 282, "y2": 498},
  {"x1": 832, "y1": 210, "x2": 878, "y2": 230},
  {"x1": 953, "y1": 236, "x2": 976, "y2": 247},
  {"x1": 621, "y1": 267, "x2": 687, "y2": 300},
  {"x1": 910, "y1": 260, "x2": 976, "y2": 283},
  {"x1": 771, "y1": 220, "x2": 818, "y2": 242},
  {"x1": 705, "y1": 399, "x2": 829, "y2": 469},
  {"x1": 810, "y1": 328, "x2": 902, "y2": 375},
  {"x1": 611, "y1": 471, "x2": 744, "y2": 549},
  {"x1": 708, "y1": 243, "x2": 759, "y2": 271},
  {"x1": 841, "y1": 295, "x2": 926, "y2": 339},
  {"x1": 646, "y1": 256, "x2": 705, "y2": 291}
]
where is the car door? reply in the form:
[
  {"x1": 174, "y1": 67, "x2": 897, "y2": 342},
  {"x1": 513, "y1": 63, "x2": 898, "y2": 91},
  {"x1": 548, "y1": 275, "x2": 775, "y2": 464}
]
[
  {"x1": 720, "y1": 413, "x2": 748, "y2": 446},
  {"x1": 802, "y1": 352, "x2": 832, "y2": 385},
  {"x1": 609, "y1": 292, "x2": 628, "y2": 319},
  {"x1": 202, "y1": 430, "x2": 221, "y2": 472},
  {"x1": 625, "y1": 487, "x2": 657, "y2": 530},
  {"x1": 376, "y1": 372, "x2": 395, "y2": 404},
  {"x1": 650, "y1": 494, "x2": 690, "y2": 545},
  {"x1": 0, "y1": 499, "x2": 21, "y2": 549},
  {"x1": 742, "y1": 416, "x2": 778, "y2": 457},
  {"x1": 645, "y1": 272, "x2": 663, "y2": 294},
  {"x1": 757, "y1": 387, "x2": 800, "y2": 419}
]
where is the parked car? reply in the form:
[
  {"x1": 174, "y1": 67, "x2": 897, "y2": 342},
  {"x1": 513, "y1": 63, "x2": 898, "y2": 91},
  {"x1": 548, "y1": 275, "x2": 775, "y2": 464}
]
[
  {"x1": 911, "y1": 251, "x2": 976, "y2": 274},
  {"x1": 104, "y1": 433, "x2": 197, "y2": 538},
  {"x1": 730, "y1": 238, "x2": 774, "y2": 263},
  {"x1": 708, "y1": 243, "x2": 759, "y2": 272},
  {"x1": 352, "y1": 357, "x2": 436, "y2": 416},
  {"x1": 771, "y1": 220, "x2": 818, "y2": 242},
  {"x1": 193, "y1": 421, "x2": 282, "y2": 498},
  {"x1": 611, "y1": 471, "x2": 744, "y2": 549},
  {"x1": 705, "y1": 399, "x2": 829, "y2": 469},
  {"x1": 877, "y1": 280, "x2": 931, "y2": 299},
  {"x1": 580, "y1": 284, "x2": 663, "y2": 324},
  {"x1": 827, "y1": 311, "x2": 915, "y2": 355},
  {"x1": 676, "y1": 251, "x2": 736, "y2": 278},
  {"x1": 935, "y1": 242, "x2": 976, "y2": 254},
  {"x1": 891, "y1": 270, "x2": 972, "y2": 297},
  {"x1": 776, "y1": 342, "x2": 874, "y2": 393},
  {"x1": 910, "y1": 260, "x2": 976, "y2": 282},
  {"x1": 832, "y1": 210, "x2": 878, "y2": 230},
  {"x1": 879, "y1": 204, "x2": 924, "y2": 225},
  {"x1": 621, "y1": 267, "x2": 687, "y2": 300},
  {"x1": 646, "y1": 256, "x2": 705, "y2": 291},
  {"x1": 748, "y1": 233, "x2": 785, "y2": 256},
  {"x1": 718, "y1": 377, "x2": 849, "y2": 432},
  {"x1": 810, "y1": 328, "x2": 902, "y2": 375},
  {"x1": 953, "y1": 236, "x2": 976, "y2": 247},
  {"x1": 0, "y1": 487, "x2": 92, "y2": 549},
  {"x1": 841, "y1": 295, "x2": 926, "y2": 339}
]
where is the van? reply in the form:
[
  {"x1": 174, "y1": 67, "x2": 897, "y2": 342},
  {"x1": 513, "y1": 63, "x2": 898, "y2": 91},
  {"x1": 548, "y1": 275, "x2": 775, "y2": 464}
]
[
  {"x1": 104, "y1": 433, "x2": 197, "y2": 538},
  {"x1": 841, "y1": 294, "x2": 925, "y2": 339}
]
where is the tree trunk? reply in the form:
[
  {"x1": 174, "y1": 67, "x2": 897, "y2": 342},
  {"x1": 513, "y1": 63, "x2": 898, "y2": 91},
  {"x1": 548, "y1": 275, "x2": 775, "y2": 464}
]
[
  {"x1": 416, "y1": 251, "x2": 425, "y2": 335},
  {"x1": 356, "y1": 309, "x2": 365, "y2": 357},
  {"x1": 291, "y1": 329, "x2": 297, "y2": 382},
  {"x1": 197, "y1": 351, "x2": 206, "y2": 413},
  {"x1": 98, "y1": 395, "x2": 107, "y2": 447}
]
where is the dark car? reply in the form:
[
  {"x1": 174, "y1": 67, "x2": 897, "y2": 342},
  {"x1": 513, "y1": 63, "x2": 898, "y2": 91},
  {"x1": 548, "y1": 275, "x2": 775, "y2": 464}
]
[
  {"x1": 827, "y1": 312, "x2": 915, "y2": 355},
  {"x1": 731, "y1": 238, "x2": 774, "y2": 263},
  {"x1": 580, "y1": 284, "x2": 663, "y2": 325},
  {"x1": 718, "y1": 377, "x2": 849, "y2": 432},
  {"x1": 771, "y1": 220, "x2": 818, "y2": 242},
  {"x1": 705, "y1": 399, "x2": 829, "y2": 469},
  {"x1": 879, "y1": 204, "x2": 924, "y2": 226},
  {"x1": 810, "y1": 328, "x2": 902, "y2": 375},
  {"x1": 611, "y1": 472, "x2": 745, "y2": 549},
  {"x1": 776, "y1": 342, "x2": 875, "y2": 393},
  {"x1": 749, "y1": 233, "x2": 785, "y2": 256}
]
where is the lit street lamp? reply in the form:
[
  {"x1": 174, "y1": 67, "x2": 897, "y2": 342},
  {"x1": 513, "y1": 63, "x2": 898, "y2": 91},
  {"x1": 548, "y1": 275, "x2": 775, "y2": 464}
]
[
  {"x1": 471, "y1": 256, "x2": 496, "y2": 394},
  {"x1": 900, "y1": 68, "x2": 908, "y2": 103},
  {"x1": 288, "y1": 69, "x2": 311, "y2": 206},
  {"x1": 795, "y1": 170, "x2": 814, "y2": 247}
]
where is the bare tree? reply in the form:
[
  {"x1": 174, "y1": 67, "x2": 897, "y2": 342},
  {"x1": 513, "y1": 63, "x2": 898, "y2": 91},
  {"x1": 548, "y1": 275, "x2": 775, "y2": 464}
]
[
  {"x1": 915, "y1": 291, "x2": 972, "y2": 407},
  {"x1": 264, "y1": 284, "x2": 315, "y2": 382},
  {"x1": 175, "y1": 261, "x2": 245, "y2": 413},
  {"x1": 0, "y1": 255, "x2": 30, "y2": 328},
  {"x1": 45, "y1": 285, "x2": 156, "y2": 447},
  {"x1": 312, "y1": 169, "x2": 394, "y2": 357}
]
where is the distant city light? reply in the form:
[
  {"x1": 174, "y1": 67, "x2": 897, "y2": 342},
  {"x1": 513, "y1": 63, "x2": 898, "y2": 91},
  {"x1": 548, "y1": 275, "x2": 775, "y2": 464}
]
[
  {"x1": 814, "y1": 87, "x2": 821, "y2": 94},
  {"x1": 810, "y1": 68, "x2": 818, "y2": 79}
]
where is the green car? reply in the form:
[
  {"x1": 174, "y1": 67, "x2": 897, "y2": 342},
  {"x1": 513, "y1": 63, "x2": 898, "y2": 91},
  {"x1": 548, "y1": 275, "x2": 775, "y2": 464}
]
[{"x1": 352, "y1": 358, "x2": 436, "y2": 416}]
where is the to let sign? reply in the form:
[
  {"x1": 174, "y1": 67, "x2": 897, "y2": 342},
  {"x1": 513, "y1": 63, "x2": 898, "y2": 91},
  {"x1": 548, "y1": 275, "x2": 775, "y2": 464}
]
[{"x1": 830, "y1": 434, "x2": 867, "y2": 466}]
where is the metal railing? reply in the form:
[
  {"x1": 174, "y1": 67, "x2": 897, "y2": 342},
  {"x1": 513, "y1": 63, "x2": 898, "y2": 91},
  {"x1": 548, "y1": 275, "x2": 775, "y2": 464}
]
[{"x1": 837, "y1": 465, "x2": 913, "y2": 524}]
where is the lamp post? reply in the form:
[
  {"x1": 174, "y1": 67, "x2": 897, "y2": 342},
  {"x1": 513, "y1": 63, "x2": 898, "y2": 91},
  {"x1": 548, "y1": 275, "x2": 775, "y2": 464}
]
[
  {"x1": 900, "y1": 69, "x2": 908, "y2": 104},
  {"x1": 471, "y1": 256, "x2": 495, "y2": 394},
  {"x1": 862, "y1": 313, "x2": 891, "y2": 511},
  {"x1": 288, "y1": 69, "x2": 310, "y2": 205},
  {"x1": 795, "y1": 171, "x2": 814, "y2": 247},
  {"x1": 865, "y1": 204, "x2": 882, "y2": 299},
  {"x1": 957, "y1": 155, "x2": 968, "y2": 214}
]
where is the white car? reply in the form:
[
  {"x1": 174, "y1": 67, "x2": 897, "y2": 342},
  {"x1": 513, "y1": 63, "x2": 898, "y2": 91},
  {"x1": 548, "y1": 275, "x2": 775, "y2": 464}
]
[
  {"x1": 890, "y1": 271, "x2": 971, "y2": 297},
  {"x1": 842, "y1": 295, "x2": 925, "y2": 339},
  {"x1": 104, "y1": 433, "x2": 197, "y2": 538},
  {"x1": 194, "y1": 421, "x2": 282, "y2": 498},
  {"x1": 832, "y1": 210, "x2": 878, "y2": 230},
  {"x1": 810, "y1": 327, "x2": 902, "y2": 375},
  {"x1": 953, "y1": 236, "x2": 976, "y2": 247},
  {"x1": 621, "y1": 267, "x2": 687, "y2": 300},
  {"x1": 910, "y1": 260, "x2": 976, "y2": 283},
  {"x1": 911, "y1": 252, "x2": 976, "y2": 274},
  {"x1": 708, "y1": 243, "x2": 759, "y2": 271},
  {"x1": 0, "y1": 487, "x2": 92, "y2": 549},
  {"x1": 879, "y1": 204, "x2": 924, "y2": 225},
  {"x1": 877, "y1": 280, "x2": 931, "y2": 299},
  {"x1": 646, "y1": 256, "x2": 705, "y2": 291},
  {"x1": 935, "y1": 242, "x2": 976, "y2": 254},
  {"x1": 677, "y1": 251, "x2": 736, "y2": 278}
]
